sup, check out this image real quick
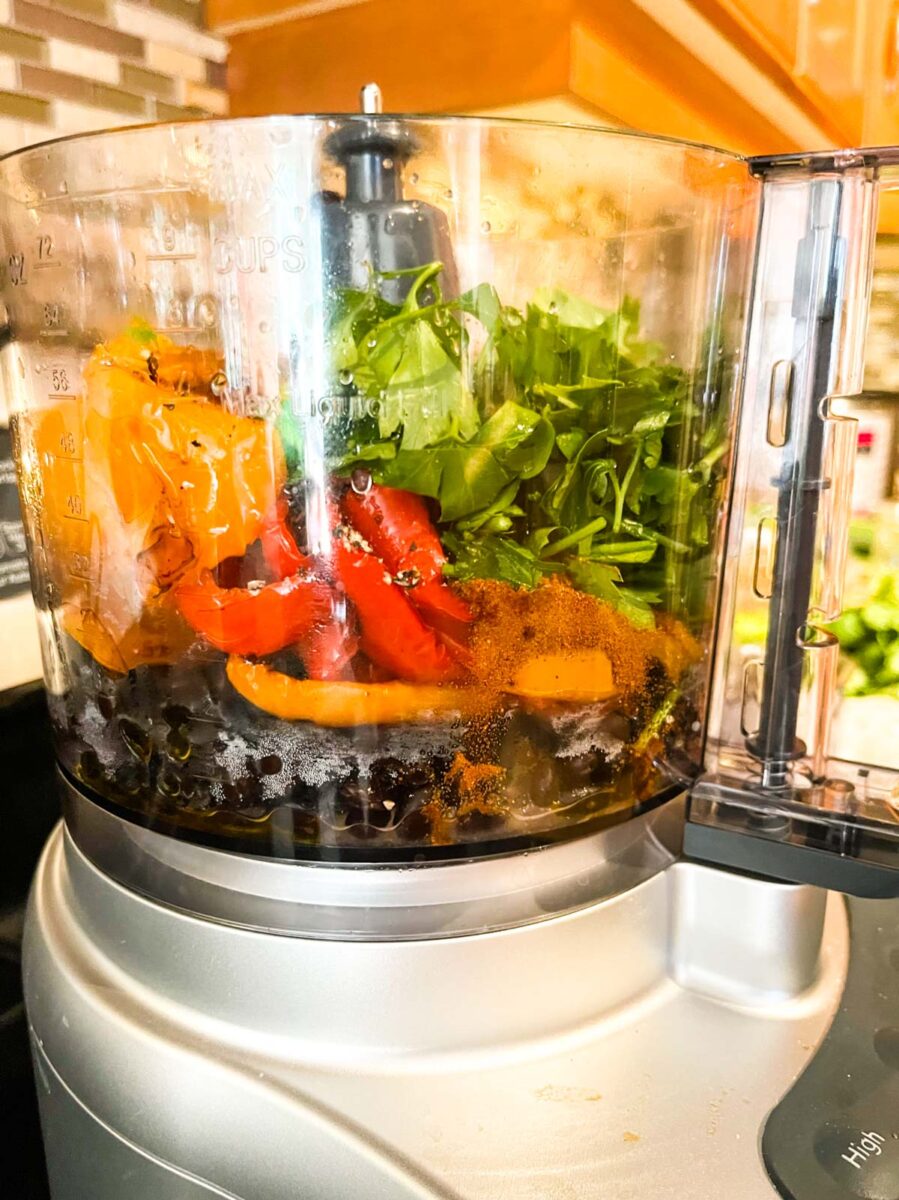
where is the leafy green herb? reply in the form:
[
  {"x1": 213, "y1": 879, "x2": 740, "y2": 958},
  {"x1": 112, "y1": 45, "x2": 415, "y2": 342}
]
[
  {"x1": 309, "y1": 262, "x2": 730, "y2": 627},
  {"x1": 443, "y1": 534, "x2": 545, "y2": 590},
  {"x1": 634, "y1": 687, "x2": 682, "y2": 752},
  {"x1": 376, "y1": 399, "x2": 553, "y2": 522},
  {"x1": 566, "y1": 559, "x2": 658, "y2": 629},
  {"x1": 277, "y1": 402, "x2": 305, "y2": 476},
  {"x1": 126, "y1": 318, "x2": 158, "y2": 348}
]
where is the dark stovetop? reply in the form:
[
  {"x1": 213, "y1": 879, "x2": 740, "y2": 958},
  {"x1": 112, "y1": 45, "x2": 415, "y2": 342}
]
[{"x1": 1, "y1": 683, "x2": 60, "y2": 1200}]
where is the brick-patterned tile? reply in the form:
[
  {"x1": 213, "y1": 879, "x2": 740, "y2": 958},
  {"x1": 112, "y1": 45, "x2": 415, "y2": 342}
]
[
  {"x1": 0, "y1": 89, "x2": 49, "y2": 123},
  {"x1": 0, "y1": 0, "x2": 226, "y2": 155},
  {"x1": 146, "y1": 0, "x2": 202, "y2": 29},
  {"x1": 120, "y1": 60, "x2": 177, "y2": 101},
  {"x1": 155, "y1": 98, "x2": 206, "y2": 121},
  {"x1": 48, "y1": 38, "x2": 119, "y2": 85},
  {"x1": 21, "y1": 62, "x2": 147, "y2": 116},
  {"x1": 53, "y1": 97, "x2": 143, "y2": 133},
  {"x1": 184, "y1": 80, "x2": 227, "y2": 116},
  {"x1": 144, "y1": 40, "x2": 205, "y2": 83},
  {"x1": 54, "y1": 0, "x2": 110, "y2": 20},
  {"x1": 0, "y1": 52, "x2": 16, "y2": 89},
  {"x1": 13, "y1": 0, "x2": 143, "y2": 58},
  {"x1": 205, "y1": 57, "x2": 226, "y2": 90},
  {"x1": 0, "y1": 25, "x2": 45, "y2": 62},
  {"x1": 114, "y1": 1, "x2": 225, "y2": 61}
]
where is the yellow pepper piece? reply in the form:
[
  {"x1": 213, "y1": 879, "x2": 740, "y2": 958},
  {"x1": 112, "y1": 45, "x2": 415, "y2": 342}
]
[
  {"x1": 226, "y1": 656, "x2": 489, "y2": 727},
  {"x1": 507, "y1": 649, "x2": 618, "y2": 703}
]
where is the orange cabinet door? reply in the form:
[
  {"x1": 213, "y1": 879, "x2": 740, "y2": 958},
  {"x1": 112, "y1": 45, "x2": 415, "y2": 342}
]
[
  {"x1": 862, "y1": 0, "x2": 899, "y2": 146},
  {"x1": 724, "y1": 0, "x2": 800, "y2": 69},
  {"x1": 794, "y1": 0, "x2": 865, "y2": 141}
]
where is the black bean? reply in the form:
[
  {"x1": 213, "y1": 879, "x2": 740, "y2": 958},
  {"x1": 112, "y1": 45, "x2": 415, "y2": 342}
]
[
  {"x1": 165, "y1": 729, "x2": 191, "y2": 763},
  {"x1": 113, "y1": 762, "x2": 144, "y2": 796},
  {"x1": 162, "y1": 703, "x2": 191, "y2": 729},
  {"x1": 158, "y1": 769, "x2": 182, "y2": 799},
  {"x1": 76, "y1": 749, "x2": 102, "y2": 786},
  {"x1": 118, "y1": 717, "x2": 152, "y2": 763}
]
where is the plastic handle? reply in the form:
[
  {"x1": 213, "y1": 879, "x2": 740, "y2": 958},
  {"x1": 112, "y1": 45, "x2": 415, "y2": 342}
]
[
  {"x1": 809, "y1": 397, "x2": 858, "y2": 624},
  {"x1": 689, "y1": 158, "x2": 899, "y2": 899}
]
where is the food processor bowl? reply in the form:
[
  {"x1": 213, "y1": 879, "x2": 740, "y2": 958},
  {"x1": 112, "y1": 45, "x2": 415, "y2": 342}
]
[{"x1": 0, "y1": 115, "x2": 757, "y2": 860}]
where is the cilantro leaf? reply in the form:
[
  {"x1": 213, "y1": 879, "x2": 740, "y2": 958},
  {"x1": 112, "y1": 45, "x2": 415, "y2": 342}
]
[{"x1": 443, "y1": 534, "x2": 545, "y2": 589}]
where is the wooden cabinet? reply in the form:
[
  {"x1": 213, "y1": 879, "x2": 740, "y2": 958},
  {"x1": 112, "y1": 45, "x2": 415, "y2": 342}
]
[
  {"x1": 209, "y1": 0, "x2": 899, "y2": 155},
  {"x1": 794, "y1": 0, "x2": 865, "y2": 139},
  {"x1": 724, "y1": 0, "x2": 800, "y2": 70},
  {"x1": 861, "y1": 0, "x2": 899, "y2": 144}
]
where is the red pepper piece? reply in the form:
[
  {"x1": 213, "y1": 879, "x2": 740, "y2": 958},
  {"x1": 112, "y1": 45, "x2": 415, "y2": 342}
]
[
  {"x1": 333, "y1": 524, "x2": 460, "y2": 684},
  {"x1": 258, "y1": 498, "x2": 359, "y2": 676},
  {"x1": 342, "y1": 485, "x2": 472, "y2": 631},
  {"x1": 175, "y1": 569, "x2": 331, "y2": 657},
  {"x1": 259, "y1": 497, "x2": 306, "y2": 579},
  {"x1": 301, "y1": 613, "x2": 360, "y2": 681}
]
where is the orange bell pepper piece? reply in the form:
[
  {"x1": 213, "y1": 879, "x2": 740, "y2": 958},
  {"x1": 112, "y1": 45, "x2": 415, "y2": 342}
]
[
  {"x1": 506, "y1": 649, "x2": 618, "y2": 703},
  {"x1": 226, "y1": 656, "x2": 488, "y2": 726},
  {"x1": 24, "y1": 330, "x2": 284, "y2": 665}
]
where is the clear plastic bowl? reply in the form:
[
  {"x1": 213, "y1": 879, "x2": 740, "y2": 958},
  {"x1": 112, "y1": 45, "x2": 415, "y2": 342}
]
[{"x1": 0, "y1": 116, "x2": 756, "y2": 858}]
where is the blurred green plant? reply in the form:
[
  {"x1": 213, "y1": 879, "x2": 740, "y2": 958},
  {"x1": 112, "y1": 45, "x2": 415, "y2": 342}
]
[{"x1": 830, "y1": 572, "x2": 899, "y2": 698}]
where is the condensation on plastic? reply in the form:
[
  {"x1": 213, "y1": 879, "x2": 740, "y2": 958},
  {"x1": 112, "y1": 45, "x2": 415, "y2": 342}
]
[{"x1": 0, "y1": 117, "x2": 759, "y2": 860}]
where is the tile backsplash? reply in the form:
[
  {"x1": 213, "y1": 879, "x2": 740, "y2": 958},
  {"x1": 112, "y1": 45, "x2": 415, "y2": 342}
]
[{"x1": 0, "y1": 0, "x2": 227, "y2": 155}]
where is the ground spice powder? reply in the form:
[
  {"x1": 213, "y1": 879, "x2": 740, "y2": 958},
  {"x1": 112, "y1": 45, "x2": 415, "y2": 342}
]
[{"x1": 460, "y1": 576, "x2": 697, "y2": 697}]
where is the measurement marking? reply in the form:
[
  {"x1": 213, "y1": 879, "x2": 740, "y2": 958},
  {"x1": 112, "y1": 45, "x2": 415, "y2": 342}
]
[
  {"x1": 61, "y1": 513, "x2": 88, "y2": 524},
  {"x1": 34, "y1": 261, "x2": 59, "y2": 270},
  {"x1": 39, "y1": 329, "x2": 68, "y2": 338},
  {"x1": 159, "y1": 325, "x2": 201, "y2": 334},
  {"x1": 146, "y1": 253, "x2": 197, "y2": 263},
  {"x1": 47, "y1": 393, "x2": 74, "y2": 400},
  {"x1": 26, "y1": 185, "x2": 193, "y2": 211},
  {"x1": 50, "y1": 453, "x2": 82, "y2": 463}
]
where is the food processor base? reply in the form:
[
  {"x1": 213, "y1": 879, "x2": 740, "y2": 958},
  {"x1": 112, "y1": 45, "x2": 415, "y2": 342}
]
[{"x1": 22, "y1": 815, "x2": 860, "y2": 1200}]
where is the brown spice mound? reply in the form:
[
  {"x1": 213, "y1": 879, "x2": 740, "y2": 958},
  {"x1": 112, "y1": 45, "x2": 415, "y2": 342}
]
[{"x1": 460, "y1": 576, "x2": 700, "y2": 696}]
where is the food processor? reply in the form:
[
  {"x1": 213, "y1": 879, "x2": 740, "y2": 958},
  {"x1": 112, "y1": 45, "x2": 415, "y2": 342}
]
[{"x1": 4, "y1": 93, "x2": 899, "y2": 1198}]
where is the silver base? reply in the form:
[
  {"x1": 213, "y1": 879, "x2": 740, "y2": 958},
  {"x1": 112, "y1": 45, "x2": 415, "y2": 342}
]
[{"x1": 24, "y1": 808, "x2": 848, "y2": 1199}]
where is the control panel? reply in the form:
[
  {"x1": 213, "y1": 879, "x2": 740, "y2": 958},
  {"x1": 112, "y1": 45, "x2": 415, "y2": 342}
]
[{"x1": 764, "y1": 896, "x2": 899, "y2": 1198}]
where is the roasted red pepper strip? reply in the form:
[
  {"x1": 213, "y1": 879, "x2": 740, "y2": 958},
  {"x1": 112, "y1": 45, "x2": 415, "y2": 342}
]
[
  {"x1": 342, "y1": 485, "x2": 472, "y2": 631},
  {"x1": 259, "y1": 498, "x2": 363, "y2": 679},
  {"x1": 259, "y1": 497, "x2": 306, "y2": 579},
  {"x1": 175, "y1": 569, "x2": 331, "y2": 657},
  {"x1": 333, "y1": 522, "x2": 460, "y2": 684},
  {"x1": 302, "y1": 613, "x2": 360, "y2": 681}
]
